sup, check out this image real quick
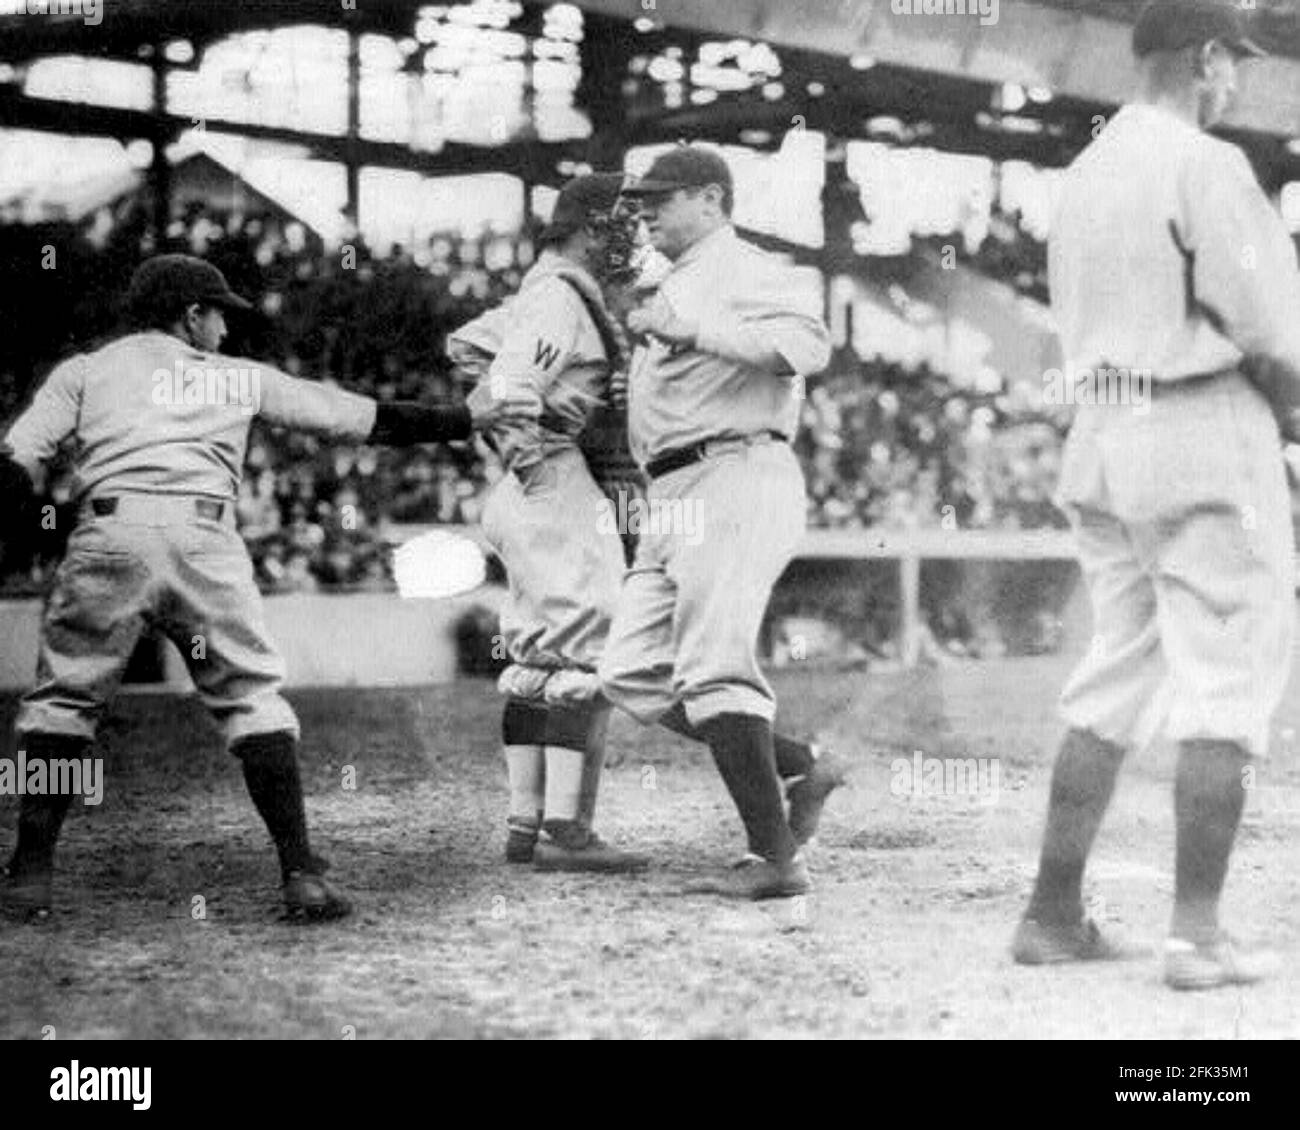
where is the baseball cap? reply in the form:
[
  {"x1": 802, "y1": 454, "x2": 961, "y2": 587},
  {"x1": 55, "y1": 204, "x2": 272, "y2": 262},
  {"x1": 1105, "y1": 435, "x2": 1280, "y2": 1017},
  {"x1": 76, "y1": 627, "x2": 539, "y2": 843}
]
[
  {"x1": 540, "y1": 173, "x2": 628, "y2": 244},
  {"x1": 126, "y1": 254, "x2": 253, "y2": 319},
  {"x1": 621, "y1": 144, "x2": 734, "y2": 200},
  {"x1": 1132, "y1": 0, "x2": 1266, "y2": 59}
]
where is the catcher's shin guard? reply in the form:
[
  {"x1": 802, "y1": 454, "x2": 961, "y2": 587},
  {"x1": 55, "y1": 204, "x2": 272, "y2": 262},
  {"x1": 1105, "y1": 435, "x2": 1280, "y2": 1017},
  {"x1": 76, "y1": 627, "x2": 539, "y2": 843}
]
[
  {"x1": 577, "y1": 698, "x2": 613, "y2": 833},
  {"x1": 534, "y1": 699, "x2": 649, "y2": 873},
  {"x1": 502, "y1": 698, "x2": 548, "y2": 862},
  {"x1": 541, "y1": 699, "x2": 603, "y2": 829}
]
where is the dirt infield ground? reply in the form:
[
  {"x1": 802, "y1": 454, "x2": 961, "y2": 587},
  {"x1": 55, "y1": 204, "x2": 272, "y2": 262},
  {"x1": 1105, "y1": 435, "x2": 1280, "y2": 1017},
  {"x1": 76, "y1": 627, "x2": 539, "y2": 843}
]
[{"x1": 1, "y1": 655, "x2": 1298, "y2": 1040}]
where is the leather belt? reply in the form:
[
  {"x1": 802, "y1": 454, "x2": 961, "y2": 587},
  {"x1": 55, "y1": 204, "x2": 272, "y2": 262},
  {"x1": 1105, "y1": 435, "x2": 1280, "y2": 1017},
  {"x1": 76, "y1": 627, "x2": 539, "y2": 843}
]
[
  {"x1": 90, "y1": 497, "x2": 228, "y2": 522},
  {"x1": 1091, "y1": 363, "x2": 1237, "y2": 396},
  {"x1": 645, "y1": 430, "x2": 789, "y2": 481},
  {"x1": 1146, "y1": 367, "x2": 1241, "y2": 395}
]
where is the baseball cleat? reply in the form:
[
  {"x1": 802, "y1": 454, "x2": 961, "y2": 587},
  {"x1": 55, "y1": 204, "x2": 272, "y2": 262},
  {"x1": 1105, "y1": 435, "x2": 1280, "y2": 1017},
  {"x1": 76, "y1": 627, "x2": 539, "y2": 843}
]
[
  {"x1": 0, "y1": 864, "x2": 53, "y2": 920},
  {"x1": 282, "y1": 869, "x2": 353, "y2": 922},
  {"x1": 787, "y1": 746, "x2": 848, "y2": 846},
  {"x1": 1163, "y1": 935, "x2": 1277, "y2": 991},
  {"x1": 533, "y1": 824, "x2": 649, "y2": 873},
  {"x1": 688, "y1": 853, "x2": 811, "y2": 901},
  {"x1": 505, "y1": 820, "x2": 540, "y2": 864},
  {"x1": 1011, "y1": 916, "x2": 1127, "y2": 964}
]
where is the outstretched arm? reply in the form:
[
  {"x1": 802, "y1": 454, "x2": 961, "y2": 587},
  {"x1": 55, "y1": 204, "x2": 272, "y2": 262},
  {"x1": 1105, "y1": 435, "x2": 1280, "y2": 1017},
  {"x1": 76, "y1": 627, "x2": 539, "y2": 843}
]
[{"x1": 255, "y1": 365, "x2": 538, "y2": 446}]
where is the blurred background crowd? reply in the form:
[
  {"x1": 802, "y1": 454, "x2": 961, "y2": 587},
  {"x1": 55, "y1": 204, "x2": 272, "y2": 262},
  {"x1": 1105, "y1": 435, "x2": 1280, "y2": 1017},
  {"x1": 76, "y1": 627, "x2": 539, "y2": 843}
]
[
  {"x1": 5, "y1": 0, "x2": 1300, "y2": 665},
  {"x1": 0, "y1": 196, "x2": 1068, "y2": 607}
]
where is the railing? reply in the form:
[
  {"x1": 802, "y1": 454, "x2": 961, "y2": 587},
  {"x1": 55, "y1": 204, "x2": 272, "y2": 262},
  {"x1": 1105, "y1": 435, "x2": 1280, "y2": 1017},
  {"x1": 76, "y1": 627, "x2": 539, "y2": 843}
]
[
  {"x1": 792, "y1": 527, "x2": 1078, "y2": 666},
  {"x1": 386, "y1": 523, "x2": 1081, "y2": 669}
]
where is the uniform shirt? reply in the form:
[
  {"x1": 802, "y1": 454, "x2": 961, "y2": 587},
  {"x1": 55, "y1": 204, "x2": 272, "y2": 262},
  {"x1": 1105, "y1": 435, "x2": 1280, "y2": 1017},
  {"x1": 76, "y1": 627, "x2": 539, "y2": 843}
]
[
  {"x1": 1050, "y1": 102, "x2": 1300, "y2": 382},
  {"x1": 454, "y1": 250, "x2": 615, "y2": 481},
  {"x1": 3, "y1": 331, "x2": 376, "y2": 501},
  {"x1": 626, "y1": 224, "x2": 832, "y2": 465}
]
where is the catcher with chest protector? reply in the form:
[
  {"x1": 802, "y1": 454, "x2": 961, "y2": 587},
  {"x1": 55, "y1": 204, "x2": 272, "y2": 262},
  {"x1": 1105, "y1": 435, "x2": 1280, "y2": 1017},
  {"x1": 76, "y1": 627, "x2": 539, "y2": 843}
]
[{"x1": 448, "y1": 173, "x2": 650, "y2": 872}]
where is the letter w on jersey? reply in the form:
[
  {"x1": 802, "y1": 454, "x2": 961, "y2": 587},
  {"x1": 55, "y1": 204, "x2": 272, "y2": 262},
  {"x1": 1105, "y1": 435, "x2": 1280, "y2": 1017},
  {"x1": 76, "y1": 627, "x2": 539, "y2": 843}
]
[{"x1": 533, "y1": 338, "x2": 562, "y2": 370}]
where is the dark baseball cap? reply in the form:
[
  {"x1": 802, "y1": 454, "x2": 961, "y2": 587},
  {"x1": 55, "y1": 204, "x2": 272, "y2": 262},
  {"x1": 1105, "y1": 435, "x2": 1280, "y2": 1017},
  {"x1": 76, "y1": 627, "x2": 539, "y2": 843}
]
[
  {"x1": 127, "y1": 254, "x2": 253, "y2": 319},
  {"x1": 1132, "y1": 0, "x2": 1265, "y2": 59},
  {"x1": 621, "y1": 145, "x2": 734, "y2": 199},
  {"x1": 541, "y1": 173, "x2": 627, "y2": 243}
]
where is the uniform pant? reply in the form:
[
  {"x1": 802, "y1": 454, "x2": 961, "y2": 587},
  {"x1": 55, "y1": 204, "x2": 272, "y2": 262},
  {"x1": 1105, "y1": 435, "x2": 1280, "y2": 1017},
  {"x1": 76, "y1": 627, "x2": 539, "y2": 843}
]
[
  {"x1": 599, "y1": 437, "x2": 806, "y2": 726},
  {"x1": 1057, "y1": 371, "x2": 1294, "y2": 759},
  {"x1": 481, "y1": 445, "x2": 626, "y2": 676},
  {"x1": 18, "y1": 493, "x2": 299, "y2": 748}
]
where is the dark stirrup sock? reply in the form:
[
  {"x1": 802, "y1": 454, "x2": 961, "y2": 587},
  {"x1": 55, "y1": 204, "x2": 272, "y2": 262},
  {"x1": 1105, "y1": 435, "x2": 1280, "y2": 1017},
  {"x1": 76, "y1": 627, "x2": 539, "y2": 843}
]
[
  {"x1": 696, "y1": 713, "x2": 797, "y2": 864},
  {"x1": 772, "y1": 734, "x2": 816, "y2": 780},
  {"x1": 8, "y1": 733, "x2": 87, "y2": 875},
  {"x1": 661, "y1": 702, "x2": 815, "y2": 780},
  {"x1": 232, "y1": 731, "x2": 314, "y2": 879},
  {"x1": 1026, "y1": 727, "x2": 1126, "y2": 924},
  {"x1": 1171, "y1": 739, "x2": 1249, "y2": 945},
  {"x1": 659, "y1": 702, "x2": 698, "y2": 741}
]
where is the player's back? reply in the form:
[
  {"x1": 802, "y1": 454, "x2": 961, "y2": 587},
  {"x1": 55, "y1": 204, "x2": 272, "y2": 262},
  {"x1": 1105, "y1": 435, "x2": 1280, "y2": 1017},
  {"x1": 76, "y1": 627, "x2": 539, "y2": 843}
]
[
  {"x1": 69, "y1": 331, "x2": 261, "y2": 501},
  {"x1": 1049, "y1": 104, "x2": 1245, "y2": 380}
]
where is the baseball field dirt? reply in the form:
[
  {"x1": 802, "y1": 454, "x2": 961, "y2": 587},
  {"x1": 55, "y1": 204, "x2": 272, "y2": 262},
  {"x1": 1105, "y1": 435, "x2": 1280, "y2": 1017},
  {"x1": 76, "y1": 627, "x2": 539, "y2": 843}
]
[{"x1": 1, "y1": 655, "x2": 1297, "y2": 1039}]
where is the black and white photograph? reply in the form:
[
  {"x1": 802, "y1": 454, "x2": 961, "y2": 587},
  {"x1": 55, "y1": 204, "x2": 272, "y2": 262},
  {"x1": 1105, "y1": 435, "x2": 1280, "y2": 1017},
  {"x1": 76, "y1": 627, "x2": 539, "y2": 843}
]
[{"x1": 0, "y1": 0, "x2": 1297, "y2": 1065}]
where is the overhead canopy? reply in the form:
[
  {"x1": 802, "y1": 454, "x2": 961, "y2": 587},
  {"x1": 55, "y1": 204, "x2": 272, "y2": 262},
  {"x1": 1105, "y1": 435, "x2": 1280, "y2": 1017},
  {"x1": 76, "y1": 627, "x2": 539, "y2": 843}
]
[
  {"x1": 572, "y1": 0, "x2": 1300, "y2": 139},
  {"x1": 1, "y1": 1, "x2": 1298, "y2": 181}
]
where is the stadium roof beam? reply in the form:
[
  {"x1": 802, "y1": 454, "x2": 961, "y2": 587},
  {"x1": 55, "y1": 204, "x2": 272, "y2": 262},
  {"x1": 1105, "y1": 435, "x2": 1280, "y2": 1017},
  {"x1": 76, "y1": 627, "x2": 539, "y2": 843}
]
[
  {"x1": 0, "y1": 0, "x2": 436, "y2": 57},
  {"x1": 570, "y1": 0, "x2": 1300, "y2": 139},
  {"x1": 0, "y1": 80, "x2": 776, "y2": 184},
  {"x1": 0, "y1": 85, "x2": 593, "y2": 182}
]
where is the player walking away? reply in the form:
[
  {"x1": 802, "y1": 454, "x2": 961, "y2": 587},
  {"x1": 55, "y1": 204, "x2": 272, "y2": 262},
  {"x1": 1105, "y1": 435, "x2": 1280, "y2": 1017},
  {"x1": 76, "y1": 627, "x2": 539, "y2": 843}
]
[
  {"x1": 0, "y1": 254, "x2": 537, "y2": 922},
  {"x1": 600, "y1": 146, "x2": 847, "y2": 900},
  {"x1": 1013, "y1": 1, "x2": 1300, "y2": 989},
  {"x1": 448, "y1": 174, "x2": 649, "y2": 872}
]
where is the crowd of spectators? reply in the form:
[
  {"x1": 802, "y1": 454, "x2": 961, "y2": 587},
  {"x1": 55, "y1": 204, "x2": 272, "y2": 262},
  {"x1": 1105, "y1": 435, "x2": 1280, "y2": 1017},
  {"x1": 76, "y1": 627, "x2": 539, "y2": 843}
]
[
  {"x1": 798, "y1": 351, "x2": 1067, "y2": 533},
  {"x1": 0, "y1": 197, "x2": 1068, "y2": 609}
]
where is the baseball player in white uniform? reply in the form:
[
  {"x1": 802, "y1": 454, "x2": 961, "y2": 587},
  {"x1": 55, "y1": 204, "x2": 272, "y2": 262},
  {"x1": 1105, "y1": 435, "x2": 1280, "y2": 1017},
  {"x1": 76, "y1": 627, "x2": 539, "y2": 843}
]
[
  {"x1": 1013, "y1": 1, "x2": 1300, "y2": 989},
  {"x1": 600, "y1": 146, "x2": 845, "y2": 899},
  {"x1": 0, "y1": 254, "x2": 535, "y2": 921},
  {"x1": 449, "y1": 174, "x2": 648, "y2": 872}
]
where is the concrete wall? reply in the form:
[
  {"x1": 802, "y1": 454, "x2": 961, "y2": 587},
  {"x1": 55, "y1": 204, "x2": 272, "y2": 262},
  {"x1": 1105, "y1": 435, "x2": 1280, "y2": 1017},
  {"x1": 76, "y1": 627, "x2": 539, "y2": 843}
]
[{"x1": 0, "y1": 588, "x2": 504, "y2": 693}]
